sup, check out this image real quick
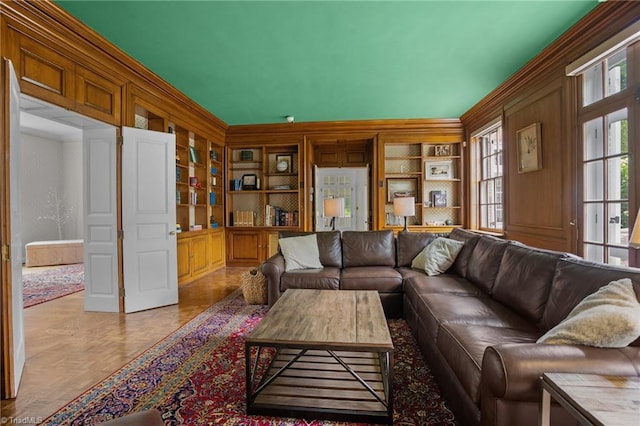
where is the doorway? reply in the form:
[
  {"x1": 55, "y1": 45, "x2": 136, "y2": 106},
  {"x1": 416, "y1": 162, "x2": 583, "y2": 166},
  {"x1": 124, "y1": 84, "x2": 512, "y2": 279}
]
[{"x1": 314, "y1": 167, "x2": 370, "y2": 231}]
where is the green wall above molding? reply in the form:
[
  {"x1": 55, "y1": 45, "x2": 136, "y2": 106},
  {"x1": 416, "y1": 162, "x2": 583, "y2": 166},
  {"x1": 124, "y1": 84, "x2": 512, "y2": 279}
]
[{"x1": 55, "y1": 0, "x2": 599, "y2": 126}]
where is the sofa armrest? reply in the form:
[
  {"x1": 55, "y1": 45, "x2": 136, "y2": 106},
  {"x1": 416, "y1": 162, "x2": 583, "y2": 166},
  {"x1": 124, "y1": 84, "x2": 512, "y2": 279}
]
[
  {"x1": 261, "y1": 253, "x2": 286, "y2": 307},
  {"x1": 482, "y1": 343, "x2": 640, "y2": 401}
]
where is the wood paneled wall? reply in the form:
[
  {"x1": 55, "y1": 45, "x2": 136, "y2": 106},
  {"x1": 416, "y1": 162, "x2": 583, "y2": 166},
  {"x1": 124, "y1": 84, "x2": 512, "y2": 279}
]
[{"x1": 461, "y1": 2, "x2": 640, "y2": 253}]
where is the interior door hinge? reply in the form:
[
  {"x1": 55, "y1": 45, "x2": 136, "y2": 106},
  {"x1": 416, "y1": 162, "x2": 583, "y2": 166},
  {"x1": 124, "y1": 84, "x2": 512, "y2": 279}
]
[
  {"x1": 119, "y1": 287, "x2": 125, "y2": 297},
  {"x1": 117, "y1": 230, "x2": 124, "y2": 240},
  {"x1": 1, "y1": 244, "x2": 10, "y2": 262},
  {"x1": 117, "y1": 135, "x2": 124, "y2": 146}
]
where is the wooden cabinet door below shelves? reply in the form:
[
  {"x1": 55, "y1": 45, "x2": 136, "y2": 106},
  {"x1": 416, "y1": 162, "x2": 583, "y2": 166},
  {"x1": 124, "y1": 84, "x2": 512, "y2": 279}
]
[
  {"x1": 227, "y1": 230, "x2": 263, "y2": 265},
  {"x1": 177, "y1": 238, "x2": 191, "y2": 282},
  {"x1": 208, "y1": 231, "x2": 225, "y2": 268},
  {"x1": 191, "y1": 234, "x2": 208, "y2": 276}
]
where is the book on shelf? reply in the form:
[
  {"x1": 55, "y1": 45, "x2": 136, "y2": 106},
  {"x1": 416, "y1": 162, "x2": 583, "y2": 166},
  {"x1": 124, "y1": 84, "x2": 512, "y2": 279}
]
[
  {"x1": 233, "y1": 210, "x2": 255, "y2": 226},
  {"x1": 230, "y1": 178, "x2": 242, "y2": 191},
  {"x1": 189, "y1": 146, "x2": 199, "y2": 163},
  {"x1": 265, "y1": 204, "x2": 298, "y2": 227}
]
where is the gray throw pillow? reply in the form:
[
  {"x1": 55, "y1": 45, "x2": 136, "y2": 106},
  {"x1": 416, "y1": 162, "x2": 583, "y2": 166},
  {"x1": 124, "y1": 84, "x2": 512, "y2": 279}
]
[
  {"x1": 411, "y1": 237, "x2": 464, "y2": 276},
  {"x1": 279, "y1": 234, "x2": 323, "y2": 272}
]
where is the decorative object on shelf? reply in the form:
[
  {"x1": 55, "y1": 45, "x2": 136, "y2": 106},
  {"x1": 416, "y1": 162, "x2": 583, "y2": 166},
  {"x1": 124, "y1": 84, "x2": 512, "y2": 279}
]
[
  {"x1": 517, "y1": 122, "x2": 542, "y2": 173},
  {"x1": 424, "y1": 160, "x2": 453, "y2": 180},
  {"x1": 271, "y1": 184, "x2": 291, "y2": 190},
  {"x1": 210, "y1": 150, "x2": 218, "y2": 161},
  {"x1": 176, "y1": 224, "x2": 182, "y2": 233},
  {"x1": 386, "y1": 177, "x2": 419, "y2": 203},
  {"x1": 189, "y1": 146, "x2": 199, "y2": 163},
  {"x1": 393, "y1": 196, "x2": 415, "y2": 232},
  {"x1": 323, "y1": 197, "x2": 345, "y2": 231},
  {"x1": 275, "y1": 154, "x2": 292, "y2": 173},
  {"x1": 240, "y1": 150, "x2": 253, "y2": 161},
  {"x1": 434, "y1": 145, "x2": 451, "y2": 156},
  {"x1": 189, "y1": 224, "x2": 203, "y2": 231},
  {"x1": 445, "y1": 219, "x2": 453, "y2": 225},
  {"x1": 189, "y1": 176, "x2": 198, "y2": 186},
  {"x1": 431, "y1": 190, "x2": 447, "y2": 207},
  {"x1": 241, "y1": 174, "x2": 257, "y2": 190}
]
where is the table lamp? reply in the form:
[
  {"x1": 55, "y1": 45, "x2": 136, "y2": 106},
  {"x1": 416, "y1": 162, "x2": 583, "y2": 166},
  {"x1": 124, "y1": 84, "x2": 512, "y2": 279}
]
[
  {"x1": 393, "y1": 196, "x2": 415, "y2": 232},
  {"x1": 324, "y1": 197, "x2": 345, "y2": 231},
  {"x1": 630, "y1": 210, "x2": 640, "y2": 248}
]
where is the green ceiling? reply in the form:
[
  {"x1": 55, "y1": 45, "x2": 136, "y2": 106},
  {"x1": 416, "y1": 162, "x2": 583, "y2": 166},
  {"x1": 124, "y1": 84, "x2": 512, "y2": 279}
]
[{"x1": 55, "y1": 1, "x2": 599, "y2": 126}]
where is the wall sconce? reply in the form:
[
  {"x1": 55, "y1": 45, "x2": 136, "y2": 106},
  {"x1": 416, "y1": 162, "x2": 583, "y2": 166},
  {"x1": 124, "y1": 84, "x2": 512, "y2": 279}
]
[
  {"x1": 630, "y1": 210, "x2": 640, "y2": 248},
  {"x1": 323, "y1": 197, "x2": 345, "y2": 231},
  {"x1": 393, "y1": 196, "x2": 415, "y2": 232}
]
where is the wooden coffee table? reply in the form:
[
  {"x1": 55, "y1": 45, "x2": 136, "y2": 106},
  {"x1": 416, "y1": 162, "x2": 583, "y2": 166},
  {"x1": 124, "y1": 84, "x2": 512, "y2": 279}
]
[
  {"x1": 540, "y1": 373, "x2": 640, "y2": 425},
  {"x1": 245, "y1": 289, "x2": 394, "y2": 424}
]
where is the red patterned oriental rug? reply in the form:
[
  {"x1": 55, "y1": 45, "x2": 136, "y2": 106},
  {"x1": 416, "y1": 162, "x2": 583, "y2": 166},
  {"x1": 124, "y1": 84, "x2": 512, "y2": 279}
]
[
  {"x1": 43, "y1": 291, "x2": 456, "y2": 425},
  {"x1": 22, "y1": 263, "x2": 84, "y2": 308}
]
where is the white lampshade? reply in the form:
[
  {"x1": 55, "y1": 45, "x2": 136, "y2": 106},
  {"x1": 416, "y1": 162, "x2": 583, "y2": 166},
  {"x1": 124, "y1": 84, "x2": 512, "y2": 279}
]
[
  {"x1": 630, "y1": 210, "x2": 640, "y2": 248},
  {"x1": 393, "y1": 196, "x2": 415, "y2": 217},
  {"x1": 324, "y1": 197, "x2": 345, "y2": 218}
]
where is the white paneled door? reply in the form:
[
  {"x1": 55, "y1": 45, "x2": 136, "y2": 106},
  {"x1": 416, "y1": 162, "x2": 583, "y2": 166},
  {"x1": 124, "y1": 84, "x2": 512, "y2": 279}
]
[
  {"x1": 122, "y1": 127, "x2": 177, "y2": 313},
  {"x1": 3, "y1": 58, "x2": 25, "y2": 397},
  {"x1": 83, "y1": 127, "x2": 119, "y2": 312}
]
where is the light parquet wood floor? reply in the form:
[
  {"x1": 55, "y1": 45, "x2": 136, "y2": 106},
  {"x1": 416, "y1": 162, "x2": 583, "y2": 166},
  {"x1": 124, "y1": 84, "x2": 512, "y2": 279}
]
[{"x1": 0, "y1": 266, "x2": 246, "y2": 420}]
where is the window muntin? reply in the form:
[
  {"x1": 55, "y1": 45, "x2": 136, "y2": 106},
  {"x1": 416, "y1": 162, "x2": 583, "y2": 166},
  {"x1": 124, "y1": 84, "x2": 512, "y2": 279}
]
[
  {"x1": 476, "y1": 124, "x2": 503, "y2": 231},
  {"x1": 582, "y1": 108, "x2": 629, "y2": 266},
  {"x1": 582, "y1": 48, "x2": 627, "y2": 107}
]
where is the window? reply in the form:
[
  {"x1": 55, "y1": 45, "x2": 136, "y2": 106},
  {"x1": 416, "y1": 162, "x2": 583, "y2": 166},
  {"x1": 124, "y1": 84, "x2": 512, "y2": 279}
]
[
  {"x1": 472, "y1": 123, "x2": 503, "y2": 231},
  {"x1": 578, "y1": 45, "x2": 634, "y2": 266}
]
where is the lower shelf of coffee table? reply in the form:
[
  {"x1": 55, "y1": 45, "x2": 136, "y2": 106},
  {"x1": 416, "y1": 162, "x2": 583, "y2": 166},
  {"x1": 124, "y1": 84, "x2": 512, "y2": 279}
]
[{"x1": 249, "y1": 348, "x2": 392, "y2": 424}]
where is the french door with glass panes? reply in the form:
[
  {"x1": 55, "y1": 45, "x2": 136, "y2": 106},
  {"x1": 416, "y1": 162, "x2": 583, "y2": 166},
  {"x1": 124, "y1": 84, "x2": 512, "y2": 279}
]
[{"x1": 579, "y1": 45, "x2": 635, "y2": 266}]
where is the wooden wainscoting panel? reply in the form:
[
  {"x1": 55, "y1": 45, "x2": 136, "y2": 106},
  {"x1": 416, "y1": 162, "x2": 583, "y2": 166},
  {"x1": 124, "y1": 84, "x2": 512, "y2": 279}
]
[{"x1": 75, "y1": 66, "x2": 122, "y2": 125}]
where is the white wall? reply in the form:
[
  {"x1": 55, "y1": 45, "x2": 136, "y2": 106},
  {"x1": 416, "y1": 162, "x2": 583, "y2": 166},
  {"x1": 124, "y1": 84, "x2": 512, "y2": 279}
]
[{"x1": 20, "y1": 131, "x2": 83, "y2": 261}]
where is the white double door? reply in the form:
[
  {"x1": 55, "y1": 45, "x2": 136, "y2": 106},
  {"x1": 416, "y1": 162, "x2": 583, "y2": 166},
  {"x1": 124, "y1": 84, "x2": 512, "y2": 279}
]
[
  {"x1": 3, "y1": 58, "x2": 177, "y2": 396},
  {"x1": 314, "y1": 166, "x2": 369, "y2": 232}
]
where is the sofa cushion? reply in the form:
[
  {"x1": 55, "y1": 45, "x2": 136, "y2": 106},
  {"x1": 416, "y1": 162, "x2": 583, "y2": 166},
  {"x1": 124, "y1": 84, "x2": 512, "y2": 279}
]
[
  {"x1": 342, "y1": 230, "x2": 395, "y2": 267},
  {"x1": 437, "y1": 323, "x2": 539, "y2": 403},
  {"x1": 280, "y1": 267, "x2": 341, "y2": 291},
  {"x1": 279, "y1": 231, "x2": 342, "y2": 268},
  {"x1": 414, "y1": 293, "x2": 537, "y2": 344},
  {"x1": 340, "y1": 266, "x2": 403, "y2": 293},
  {"x1": 396, "y1": 231, "x2": 436, "y2": 267},
  {"x1": 278, "y1": 234, "x2": 323, "y2": 271},
  {"x1": 412, "y1": 237, "x2": 464, "y2": 276},
  {"x1": 447, "y1": 228, "x2": 481, "y2": 278},
  {"x1": 538, "y1": 278, "x2": 640, "y2": 347},
  {"x1": 540, "y1": 258, "x2": 640, "y2": 334},
  {"x1": 466, "y1": 236, "x2": 509, "y2": 293},
  {"x1": 492, "y1": 244, "x2": 564, "y2": 323},
  {"x1": 404, "y1": 273, "x2": 481, "y2": 297}
]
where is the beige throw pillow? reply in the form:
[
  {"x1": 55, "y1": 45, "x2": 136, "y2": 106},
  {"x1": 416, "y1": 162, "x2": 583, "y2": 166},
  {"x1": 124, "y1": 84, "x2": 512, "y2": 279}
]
[
  {"x1": 279, "y1": 234, "x2": 323, "y2": 272},
  {"x1": 411, "y1": 237, "x2": 464, "y2": 276},
  {"x1": 537, "y1": 278, "x2": 640, "y2": 348}
]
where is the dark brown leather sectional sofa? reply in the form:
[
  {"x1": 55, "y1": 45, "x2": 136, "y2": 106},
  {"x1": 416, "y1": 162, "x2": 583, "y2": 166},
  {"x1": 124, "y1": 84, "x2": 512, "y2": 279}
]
[{"x1": 261, "y1": 229, "x2": 640, "y2": 426}]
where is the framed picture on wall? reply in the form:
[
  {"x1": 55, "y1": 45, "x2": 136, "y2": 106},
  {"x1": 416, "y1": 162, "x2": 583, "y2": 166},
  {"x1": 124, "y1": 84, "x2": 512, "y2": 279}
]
[{"x1": 517, "y1": 122, "x2": 542, "y2": 173}]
